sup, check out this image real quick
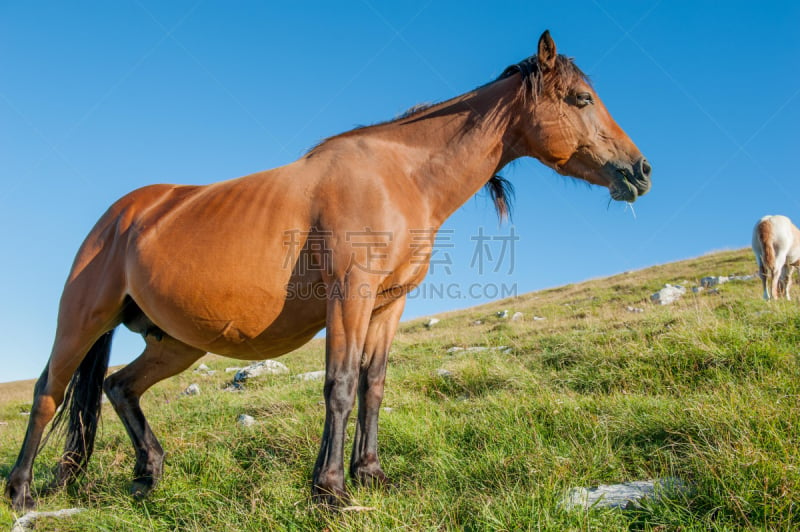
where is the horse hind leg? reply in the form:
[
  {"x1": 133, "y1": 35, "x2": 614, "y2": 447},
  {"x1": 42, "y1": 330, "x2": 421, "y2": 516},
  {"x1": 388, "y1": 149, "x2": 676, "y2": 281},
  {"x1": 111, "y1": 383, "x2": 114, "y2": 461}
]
[
  {"x1": 5, "y1": 365, "x2": 57, "y2": 511},
  {"x1": 6, "y1": 325, "x2": 118, "y2": 511},
  {"x1": 784, "y1": 266, "x2": 796, "y2": 301},
  {"x1": 103, "y1": 333, "x2": 204, "y2": 499}
]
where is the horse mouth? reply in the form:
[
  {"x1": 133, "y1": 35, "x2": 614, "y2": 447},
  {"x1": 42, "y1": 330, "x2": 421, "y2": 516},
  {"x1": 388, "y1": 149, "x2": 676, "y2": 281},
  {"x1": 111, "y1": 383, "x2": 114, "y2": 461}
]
[{"x1": 609, "y1": 166, "x2": 650, "y2": 203}]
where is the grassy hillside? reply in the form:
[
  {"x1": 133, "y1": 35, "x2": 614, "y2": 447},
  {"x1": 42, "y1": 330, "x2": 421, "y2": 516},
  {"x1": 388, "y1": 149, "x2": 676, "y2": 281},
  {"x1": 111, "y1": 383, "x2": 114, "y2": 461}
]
[{"x1": 2, "y1": 248, "x2": 799, "y2": 530}]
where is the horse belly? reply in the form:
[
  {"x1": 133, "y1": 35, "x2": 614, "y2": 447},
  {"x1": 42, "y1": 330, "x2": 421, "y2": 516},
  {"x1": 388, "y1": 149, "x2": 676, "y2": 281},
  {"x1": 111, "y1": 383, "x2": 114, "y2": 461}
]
[{"x1": 126, "y1": 241, "x2": 327, "y2": 357}]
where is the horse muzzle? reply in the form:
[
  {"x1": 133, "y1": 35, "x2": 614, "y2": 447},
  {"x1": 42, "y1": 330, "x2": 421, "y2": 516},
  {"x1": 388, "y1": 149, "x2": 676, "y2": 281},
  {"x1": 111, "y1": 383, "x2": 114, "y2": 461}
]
[{"x1": 608, "y1": 157, "x2": 652, "y2": 202}]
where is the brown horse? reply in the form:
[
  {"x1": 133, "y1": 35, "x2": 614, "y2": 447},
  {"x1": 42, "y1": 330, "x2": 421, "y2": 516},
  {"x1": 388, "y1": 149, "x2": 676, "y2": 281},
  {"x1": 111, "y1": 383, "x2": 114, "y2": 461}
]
[{"x1": 6, "y1": 31, "x2": 651, "y2": 510}]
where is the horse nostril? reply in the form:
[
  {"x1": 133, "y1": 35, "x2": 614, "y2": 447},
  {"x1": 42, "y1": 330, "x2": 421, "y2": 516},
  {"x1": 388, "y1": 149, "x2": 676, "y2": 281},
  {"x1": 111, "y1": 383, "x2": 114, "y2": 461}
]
[{"x1": 639, "y1": 158, "x2": 652, "y2": 179}]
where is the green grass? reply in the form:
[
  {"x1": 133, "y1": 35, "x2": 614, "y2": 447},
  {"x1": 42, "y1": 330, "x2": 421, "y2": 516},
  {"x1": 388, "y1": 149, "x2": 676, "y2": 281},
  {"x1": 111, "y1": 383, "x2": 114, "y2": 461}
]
[{"x1": 2, "y1": 248, "x2": 799, "y2": 530}]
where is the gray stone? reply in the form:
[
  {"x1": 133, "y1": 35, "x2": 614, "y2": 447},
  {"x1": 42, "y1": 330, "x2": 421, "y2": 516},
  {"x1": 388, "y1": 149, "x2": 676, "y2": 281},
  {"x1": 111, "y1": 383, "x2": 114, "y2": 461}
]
[
  {"x1": 692, "y1": 286, "x2": 704, "y2": 293},
  {"x1": 233, "y1": 360, "x2": 289, "y2": 383},
  {"x1": 563, "y1": 477, "x2": 689, "y2": 510},
  {"x1": 511, "y1": 311, "x2": 524, "y2": 321},
  {"x1": 626, "y1": 306, "x2": 644, "y2": 313},
  {"x1": 225, "y1": 367, "x2": 243, "y2": 373},
  {"x1": 425, "y1": 318, "x2": 440, "y2": 328},
  {"x1": 237, "y1": 414, "x2": 256, "y2": 427},
  {"x1": 701, "y1": 276, "x2": 728, "y2": 288},
  {"x1": 182, "y1": 383, "x2": 200, "y2": 396},
  {"x1": 446, "y1": 346, "x2": 465, "y2": 354},
  {"x1": 650, "y1": 284, "x2": 686, "y2": 305},
  {"x1": 533, "y1": 316, "x2": 546, "y2": 321},
  {"x1": 465, "y1": 346, "x2": 488, "y2": 353},
  {"x1": 12, "y1": 508, "x2": 86, "y2": 532},
  {"x1": 436, "y1": 368, "x2": 453, "y2": 378},
  {"x1": 732, "y1": 274, "x2": 756, "y2": 281},
  {"x1": 472, "y1": 320, "x2": 483, "y2": 325},
  {"x1": 295, "y1": 370, "x2": 325, "y2": 381},
  {"x1": 195, "y1": 363, "x2": 210, "y2": 372}
]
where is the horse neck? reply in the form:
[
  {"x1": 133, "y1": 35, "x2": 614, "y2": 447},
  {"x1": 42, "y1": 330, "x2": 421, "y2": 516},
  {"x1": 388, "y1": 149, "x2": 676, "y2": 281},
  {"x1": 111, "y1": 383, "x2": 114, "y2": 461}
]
[{"x1": 370, "y1": 75, "x2": 526, "y2": 227}]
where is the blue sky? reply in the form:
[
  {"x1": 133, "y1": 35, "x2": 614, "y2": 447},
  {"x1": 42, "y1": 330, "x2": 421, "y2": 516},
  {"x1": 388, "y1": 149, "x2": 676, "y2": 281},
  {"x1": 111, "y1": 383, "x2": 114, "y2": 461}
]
[{"x1": 1, "y1": 1, "x2": 799, "y2": 383}]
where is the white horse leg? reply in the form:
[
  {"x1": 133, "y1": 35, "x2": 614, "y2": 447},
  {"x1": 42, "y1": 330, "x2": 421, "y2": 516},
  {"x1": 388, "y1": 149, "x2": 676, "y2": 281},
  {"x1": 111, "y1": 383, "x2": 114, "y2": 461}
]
[{"x1": 772, "y1": 253, "x2": 788, "y2": 300}]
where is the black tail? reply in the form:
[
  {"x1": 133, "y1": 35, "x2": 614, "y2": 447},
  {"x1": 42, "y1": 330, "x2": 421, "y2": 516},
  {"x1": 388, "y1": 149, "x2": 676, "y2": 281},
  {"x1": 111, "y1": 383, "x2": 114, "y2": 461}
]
[{"x1": 50, "y1": 330, "x2": 114, "y2": 486}]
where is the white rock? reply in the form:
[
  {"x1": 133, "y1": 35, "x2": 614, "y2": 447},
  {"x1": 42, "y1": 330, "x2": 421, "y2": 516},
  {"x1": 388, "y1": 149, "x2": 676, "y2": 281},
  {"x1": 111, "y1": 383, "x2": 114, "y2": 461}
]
[
  {"x1": 563, "y1": 478, "x2": 689, "y2": 510},
  {"x1": 732, "y1": 274, "x2": 756, "y2": 281},
  {"x1": 533, "y1": 316, "x2": 546, "y2": 321},
  {"x1": 511, "y1": 312, "x2": 524, "y2": 321},
  {"x1": 294, "y1": 370, "x2": 326, "y2": 381},
  {"x1": 195, "y1": 363, "x2": 210, "y2": 372},
  {"x1": 12, "y1": 508, "x2": 85, "y2": 532},
  {"x1": 425, "y1": 318, "x2": 440, "y2": 328},
  {"x1": 446, "y1": 346, "x2": 465, "y2": 353},
  {"x1": 496, "y1": 310, "x2": 509, "y2": 319},
  {"x1": 237, "y1": 414, "x2": 256, "y2": 427},
  {"x1": 650, "y1": 284, "x2": 686, "y2": 305},
  {"x1": 626, "y1": 306, "x2": 644, "y2": 313},
  {"x1": 234, "y1": 360, "x2": 290, "y2": 382},
  {"x1": 341, "y1": 505, "x2": 377, "y2": 512},
  {"x1": 465, "y1": 346, "x2": 488, "y2": 353},
  {"x1": 701, "y1": 276, "x2": 728, "y2": 288},
  {"x1": 225, "y1": 367, "x2": 243, "y2": 373},
  {"x1": 182, "y1": 383, "x2": 200, "y2": 396}
]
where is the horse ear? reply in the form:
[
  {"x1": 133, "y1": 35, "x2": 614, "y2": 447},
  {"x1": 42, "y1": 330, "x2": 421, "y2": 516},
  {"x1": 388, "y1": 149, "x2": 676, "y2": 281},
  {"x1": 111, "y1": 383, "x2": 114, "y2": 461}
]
[{"x1": 537, "y1": 30, "x2": 557, "y2": 70}]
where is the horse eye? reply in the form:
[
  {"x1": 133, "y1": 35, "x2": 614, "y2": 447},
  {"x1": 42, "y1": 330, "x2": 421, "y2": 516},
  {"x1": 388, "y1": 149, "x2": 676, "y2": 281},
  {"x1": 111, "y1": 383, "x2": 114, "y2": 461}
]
[{"x1": 575, "y1": 92, "x2": 594, "y2": 107}]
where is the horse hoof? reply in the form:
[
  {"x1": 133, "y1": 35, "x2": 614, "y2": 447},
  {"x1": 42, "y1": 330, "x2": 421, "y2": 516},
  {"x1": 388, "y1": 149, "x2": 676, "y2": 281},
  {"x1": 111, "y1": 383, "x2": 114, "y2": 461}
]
[
  {"x1": 311, "y1": 484, "x2": 351, "y2": 509},
  {"x1": 130, "y1": 477, "x2": 157, "y2": 500},
  {"x1": 353, "y1": 469, "x2": 391, "y2": 489},
  {"x1": 7, "y1": 486, "x2": 36, "y2": 512}
]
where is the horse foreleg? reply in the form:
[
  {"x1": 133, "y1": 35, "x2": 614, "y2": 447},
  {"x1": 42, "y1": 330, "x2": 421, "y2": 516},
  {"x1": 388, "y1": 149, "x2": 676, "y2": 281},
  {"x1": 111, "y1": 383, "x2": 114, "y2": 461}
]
[
  {"x1": 771, "y1": 253, "x2": 789, "y2": 300},
  {"x1": 350, "y1": 295, "x2": 405, "y2": 488},
  {"x1": 312, "y1": 277, "x2": 375, "y2": 507},
  {"x1": 103, "y1": 335, "x2": 204, "y2": 499}
]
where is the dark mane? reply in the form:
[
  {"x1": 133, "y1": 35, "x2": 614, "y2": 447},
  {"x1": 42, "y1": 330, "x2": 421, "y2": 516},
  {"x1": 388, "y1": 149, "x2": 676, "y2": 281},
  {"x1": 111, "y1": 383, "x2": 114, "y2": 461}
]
[
  {"x1": 396, "y1": 102, "x2": 434, "y2": 119},
  {"x1": 497, "y1": 53, "x2": 591, "y2": 102},
  {"x1": 484, "y1": 174, "x2": 515, "y2": 222}
]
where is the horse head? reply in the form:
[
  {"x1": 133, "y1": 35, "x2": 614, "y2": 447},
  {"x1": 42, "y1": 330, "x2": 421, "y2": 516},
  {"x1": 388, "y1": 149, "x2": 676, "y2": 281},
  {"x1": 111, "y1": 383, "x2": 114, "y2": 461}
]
[{"x1": 505, "y1": 31, "x2": 651, "y2": 202}]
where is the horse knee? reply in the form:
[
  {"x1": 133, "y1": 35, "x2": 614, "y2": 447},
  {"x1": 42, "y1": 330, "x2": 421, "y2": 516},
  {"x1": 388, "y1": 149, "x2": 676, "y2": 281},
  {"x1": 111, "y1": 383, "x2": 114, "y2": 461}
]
[{"x1": 324, "y1": 375, "x2": 357, "y2": 412}]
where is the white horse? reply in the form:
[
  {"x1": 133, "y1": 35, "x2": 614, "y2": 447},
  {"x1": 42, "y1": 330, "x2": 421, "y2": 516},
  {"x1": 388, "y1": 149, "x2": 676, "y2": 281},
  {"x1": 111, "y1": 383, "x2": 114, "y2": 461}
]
[{"x1": 752, "y1": 215, "x2": 800, "y2": 300}]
